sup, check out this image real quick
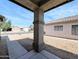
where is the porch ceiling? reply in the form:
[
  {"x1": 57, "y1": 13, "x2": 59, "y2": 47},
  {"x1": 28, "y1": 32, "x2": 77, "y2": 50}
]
[{"x1": 10, "y1": 0, "x2": 73, "y2": 12}]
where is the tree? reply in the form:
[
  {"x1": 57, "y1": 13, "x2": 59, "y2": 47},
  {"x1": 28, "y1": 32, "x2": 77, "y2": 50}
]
[
  {"x1": 29, "y1": 25, "x2": 33, "y2": 32},
  {"x1": 0, "y1": 15, "x2": 6, "y2": 32},
  {"x1": 1, "y1": 20, "x2": 11, "y2": 31},
  {"x1": 0, "y1": 15, "x2": 5, "y2": 39},
  {"x1": 0, "y1": 15, "x2": 12, "y2": 31}
]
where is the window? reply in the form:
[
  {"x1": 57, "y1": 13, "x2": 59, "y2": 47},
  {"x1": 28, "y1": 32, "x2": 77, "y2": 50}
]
[
  {"x1": 72, "y1": 25, "x2": 78, "y2": 35},
  {"x1": 54, "y1": 25, "x2": 63, "y2": 31}
]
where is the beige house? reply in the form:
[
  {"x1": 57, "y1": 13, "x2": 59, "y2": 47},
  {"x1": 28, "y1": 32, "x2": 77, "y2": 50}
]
[
  {"x1": 12, "y1": 26, "x2": 22, "y2": 32},
  {"x1": 12, "y1": 26, "x2": 30, "y2": 32},
  {"x1": 44, "y1": 15, "x2": 78, "y2": 39},
  {"x1": 22, "y1": 27, "x2": 30, "y2": 32}
]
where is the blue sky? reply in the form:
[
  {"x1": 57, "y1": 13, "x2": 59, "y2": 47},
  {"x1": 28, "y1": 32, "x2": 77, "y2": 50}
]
[{"x1": 0, "y1": 0, "x2": 78, "y2": 27}]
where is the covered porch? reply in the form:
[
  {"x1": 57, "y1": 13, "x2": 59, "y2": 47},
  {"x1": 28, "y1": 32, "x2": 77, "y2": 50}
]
[
  {"x1": 0, "y1": 0, "x2": 76, "y2": 59},
  {"x1": 10, "y1": 0, "x2": 72, "y2": 52}
]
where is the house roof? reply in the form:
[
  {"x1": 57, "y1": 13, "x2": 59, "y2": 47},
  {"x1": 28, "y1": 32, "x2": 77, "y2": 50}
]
[
  {"x1": 45, "y1": 15, "x2": 78, "y2": 25},
  {"x1": 10, "y1": 0, "x2": 73, "y2": 12}
]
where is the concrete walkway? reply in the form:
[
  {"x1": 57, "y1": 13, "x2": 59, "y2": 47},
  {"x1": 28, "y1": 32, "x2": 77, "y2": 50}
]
[{"x1": 7, "y1": 36, "x2": 28, "y2": 59}]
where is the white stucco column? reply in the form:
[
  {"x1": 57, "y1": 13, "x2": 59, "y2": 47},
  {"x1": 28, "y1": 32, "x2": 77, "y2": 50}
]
[{"x1": 33, "y1": 8, "x2": 45, "y2": 52}]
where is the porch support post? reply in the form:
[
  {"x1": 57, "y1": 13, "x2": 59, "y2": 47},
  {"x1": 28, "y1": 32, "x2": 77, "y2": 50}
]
[{"x1": 33, "y1": 8, "x2": 44, "y2": 52}]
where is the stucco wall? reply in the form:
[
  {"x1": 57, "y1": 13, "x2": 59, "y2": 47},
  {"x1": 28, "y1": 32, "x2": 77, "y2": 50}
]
[
  {"x1": 12, "y1": 27, "x2": 21, "y2": 32},
  {"x1": 44, "y1": 22, "x2": 78, "y2": 39},
  {"x1": 23, "y1": 28, "x2": 29, "y2": 32}
]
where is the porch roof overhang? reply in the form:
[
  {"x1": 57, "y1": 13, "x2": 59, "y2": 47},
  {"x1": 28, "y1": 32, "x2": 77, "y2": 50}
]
[{"x1": 10, "y1": 0, "x2": 73, "y2": 12}]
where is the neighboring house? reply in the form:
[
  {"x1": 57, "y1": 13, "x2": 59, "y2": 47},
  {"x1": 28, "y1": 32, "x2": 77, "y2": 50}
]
[
  {"x1": 12, "y1": 26, "x2": 22, "y2": 32},
  {"x1": 12, "y1": 26, "x2": 30, "y2": 32},
  {"x1": 44, "y1": 15, "x2": 78, "y2": 39},
  {"x1": 23, "y1": 27, "x2": 30, "y2": 32}
]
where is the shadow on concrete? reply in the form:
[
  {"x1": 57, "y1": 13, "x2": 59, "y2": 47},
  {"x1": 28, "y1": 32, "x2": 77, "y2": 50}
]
[{"x1": 16, "y1": 38, "x2": 33, "y2": 51}]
